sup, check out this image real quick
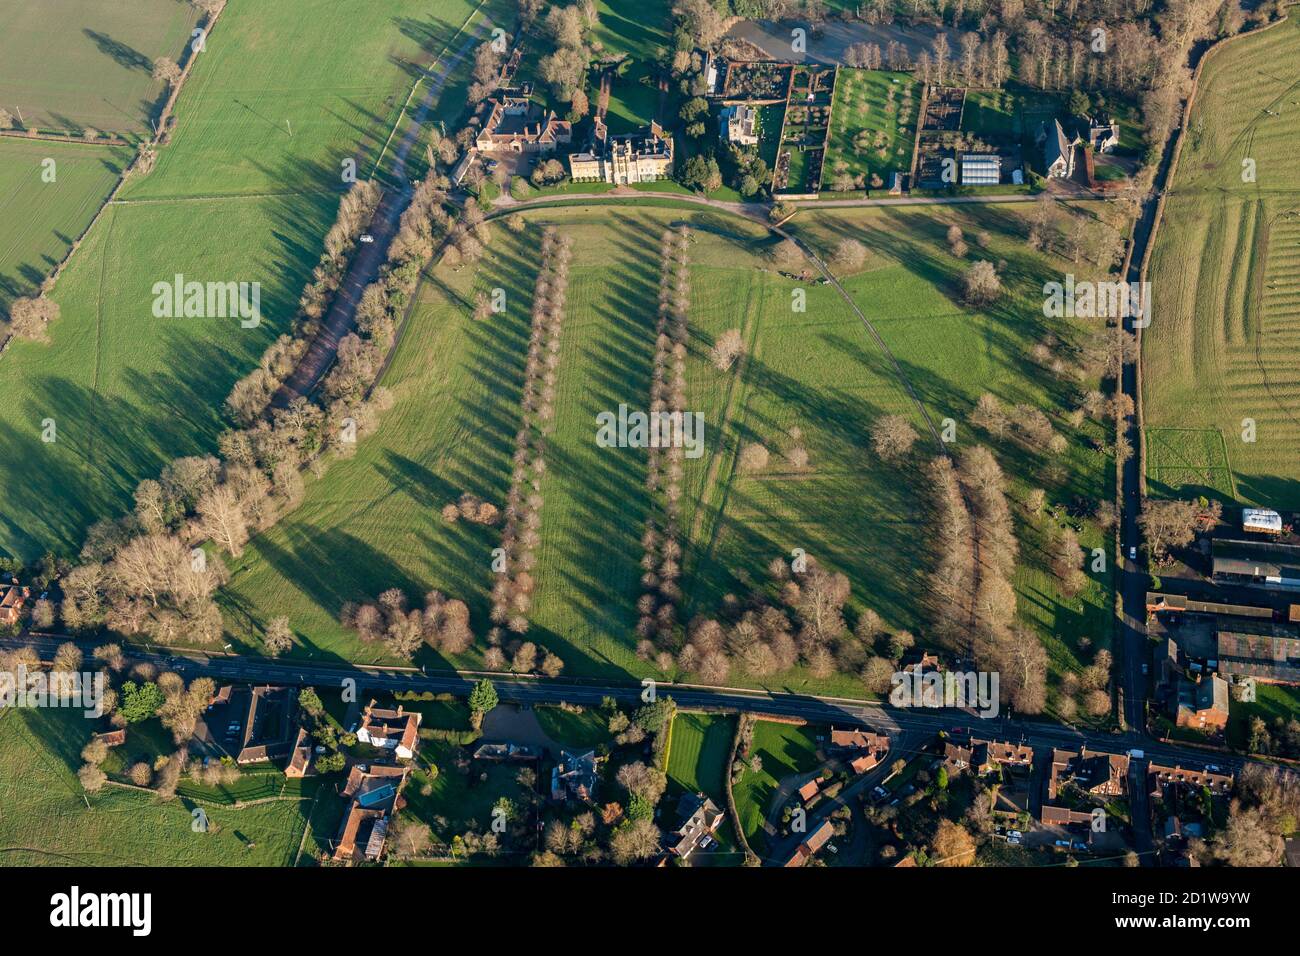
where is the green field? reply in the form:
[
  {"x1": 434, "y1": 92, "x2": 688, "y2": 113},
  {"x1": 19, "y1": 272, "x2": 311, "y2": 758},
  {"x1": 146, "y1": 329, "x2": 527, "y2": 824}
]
[
  {"x1": 0, "y1": 708, "x2": 311, "y2": 866},
  {"x1": 593, "y1": 0, "x2": 673, "y2": 61},
  {"x1": 0, "y1": 0, "x2": 499, "y2": 561},
  {"x1": 0, "y1": 137, "x2": 130, "y2": 313},
  {"x1": 219, "y1": 198, "x2": 1115, "y2": 709},
  {"x1": 1145, "y1": 427, "x2": 1236, "y2": 500},
  {"x1": 1143, "y1": 16, "x2": 1300, "y2": 508},
  {"x1": 823, "y1": 69, "x2": 919, "y2": 190},
  {"x1": 0, "y1": 0, "x2": 200, "y2": 135},
  {"x1": 731, "y1": 720, "x2": 820, "y2": 855}
]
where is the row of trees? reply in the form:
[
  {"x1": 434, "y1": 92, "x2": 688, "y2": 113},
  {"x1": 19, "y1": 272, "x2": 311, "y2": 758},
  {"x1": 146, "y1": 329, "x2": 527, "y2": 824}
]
[
  {"x1": 637, "y1": 228, "x2": 693, "y2": 656},
  {"x1": 488, "y1": 228, "x2": 574, "y2": 640},
  {"x1": 56, "y1": 144, "x2": 481, "y2": 652}
]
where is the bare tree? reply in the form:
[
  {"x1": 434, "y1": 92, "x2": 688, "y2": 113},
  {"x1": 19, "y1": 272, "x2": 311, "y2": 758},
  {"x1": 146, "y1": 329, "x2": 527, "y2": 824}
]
[
  {"x1": 152, "y1": 57, "x2": 182, "y2": 87},
  {"x1": 870, "y1": 414, "x2": 918, "y2": 462},
  {"x1": 710, "y1": 328, "x2": 745, "y2": 371},
  {"x1": 961, "y1": 261, "x2": 1002, "y2": 306}
]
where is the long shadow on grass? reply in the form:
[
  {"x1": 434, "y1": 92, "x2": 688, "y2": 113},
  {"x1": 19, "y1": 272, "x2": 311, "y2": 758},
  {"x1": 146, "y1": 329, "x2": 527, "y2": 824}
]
[{"x1": 517, "y1": 213, "x2": 665, "y2": 676}]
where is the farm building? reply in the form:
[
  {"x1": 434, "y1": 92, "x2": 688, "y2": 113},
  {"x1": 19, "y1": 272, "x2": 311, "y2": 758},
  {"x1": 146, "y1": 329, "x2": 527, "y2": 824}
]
[
  {"x1": 1145, "y1": 591, "x2": 1275, "y2": 620},
  {"x1": 1242, "y1": 508, "x2": 1283, "y2": 535},
  {"x1": 333, "y1": 763, "x2": 409, "y2": 863},
  {"x1": 1212, "y1": 538, "x2": 1300, "y2": 589},
  {"x1": 961, "y1": 153, "x2": 1001, "y2": 185},
  {"x1": 782, "y1": 819, "x2": 834, "y2": 867},
  {"x1": 1217, "y1": 629, "x2": 1300, "y2": 684}
]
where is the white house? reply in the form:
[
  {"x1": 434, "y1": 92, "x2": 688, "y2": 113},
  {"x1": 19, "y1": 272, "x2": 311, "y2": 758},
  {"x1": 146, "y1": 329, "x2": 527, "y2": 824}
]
[{"x1": 356, "y1": 700, "x2": 421, "y2": 759}]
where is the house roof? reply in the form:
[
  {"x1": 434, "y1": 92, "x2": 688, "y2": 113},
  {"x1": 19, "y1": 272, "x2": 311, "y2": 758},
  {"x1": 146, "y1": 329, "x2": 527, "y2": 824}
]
[
  {"x1": 0, "y1": 583, "x2": 30, "y2": 615},
  {"x1": 972, "y1": 737, "x2": 1033, "y2": 765},
  {"x1": 829, "y1": 727, "x2": 888, "y2": 751},
  {"x1": 669, "y1": 793, "x2": 724, "y2": 856},
  {"x1": 1045, "y1": 119, "x2": 1073, "y2": 170},
  {"x1": 783, "y1": 819, "x2": 835, "y2": 866},
  {"x1": 1193, "y1": 675, "x2": 1229, "y2": 716},
  {"x1": 342, "y1": 762, "x2": 407, "y2": 799},
  {"x1": 1148, "y1": 763, "x2": 1233, "y2": 794},
  {"x1": 797, "y1": 779, "x2": 821, "y2": 802},
  {"x1": 1041, "y1": 804, "x2": 1094, "y2": 826},
  {"x1": 850, "y1": 752, "x2": 880, "y2": 774},
  {"x1": 236, "y1": 685, "x2": 297, "y2": 764},
  {"x1": 359, "y1": 700, "x2": 421, "y2": 753},
  {"x1": 286, "y1": 726, "x2": 313, "y2": 776}
]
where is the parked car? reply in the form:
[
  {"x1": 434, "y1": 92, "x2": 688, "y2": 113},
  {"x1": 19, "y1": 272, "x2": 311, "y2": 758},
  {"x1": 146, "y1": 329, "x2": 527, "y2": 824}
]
[
  {"x1": 1129, "y1": 545, "x2": 1138, "y2": 560},
  {"x1": 1007, "y1": 835, "x2": 1022, "y2": 845},
  {"x1": 359, "y1": 234, "x2": 374, "y2": 243}
]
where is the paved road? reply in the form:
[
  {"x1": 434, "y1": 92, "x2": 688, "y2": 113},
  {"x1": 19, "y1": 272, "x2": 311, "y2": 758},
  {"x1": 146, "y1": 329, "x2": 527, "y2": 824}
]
[
  {"x1": 0, "y1": 634, "x2": 1255, "y2": 780},
  {"x1": 273, "y1": 19, "x2": 491, "y2": 406}
]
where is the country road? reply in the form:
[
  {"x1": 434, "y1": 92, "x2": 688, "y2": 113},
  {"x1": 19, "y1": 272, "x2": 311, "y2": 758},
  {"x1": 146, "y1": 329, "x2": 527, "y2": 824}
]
[{"x1": 0, "y1": 634, "x2": 1257, "y2": 782}]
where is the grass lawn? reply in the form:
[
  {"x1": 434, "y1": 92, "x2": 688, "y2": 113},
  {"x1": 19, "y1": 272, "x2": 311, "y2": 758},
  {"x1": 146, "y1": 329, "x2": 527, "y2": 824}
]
[
  {"x1": 665, "y1": 712, "x2": 734, "y2": 802},
  {"x1": 593, "y1": 0, "x2": 673, "y2": 61},
  {"x1": 823, "y1": 69, "x2": 919, "y2": 190},
  {"x1": 0, "y1": 195, "x2": 332, "y2": 559},
  {"x1": 1143, "y1": 15, "x2": 1300, "y2": 509},
  {"x1": 0, "y1": 0, "x2": 200, "y2": 135},
  {"x1": 603, "y1": 60, "x2": 661, "y2": 134},
  {"x1": 0, "y1": 708, "x2": 311, "y2": 865},
  {"x1": 534, "y1": 704, "x2": 612, "y2": 750},
  {"x1": 785, "y1": 204, "x2": 1117, "y2": 709},
  {"x1": 731, "y1": 720, "x2": 821, "y2": 855},
  {"x1": 0, "y1": 137, "x2": 131, "y2": 313},
  {"x1": 1228, "y1": 682, "x2": 1300, "y2": 752}
]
